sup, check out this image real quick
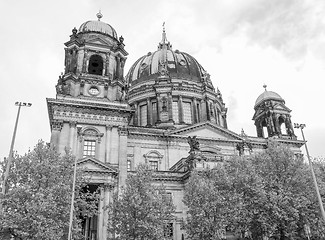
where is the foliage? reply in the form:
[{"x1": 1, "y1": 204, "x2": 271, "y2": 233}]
[
  {"x1": 183, "y1": 168, "x2": 237, "y2": 239},
  {"x1": 107, "y1": 164, "x2": 175, "y2": 240},
  {"x1": 0, "y1": 141, "x2": 98, "y2": 240},
  {"x1": 183, "y1": 141, "x2": 325, "y2": 240}
]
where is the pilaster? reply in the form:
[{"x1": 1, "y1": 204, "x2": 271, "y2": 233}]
[
  {"x1": 147, "y1": 98, "x2": 152, "y2": 127},
  {"x1": 178, "y1": 96, "x2": 184, "y2": 124},
  {"x1": 105, "y1": 125, "x2": 112, "y2": 163},
  {"x1": 118, "y1": 127, "x2": 128, "y2": 187}
]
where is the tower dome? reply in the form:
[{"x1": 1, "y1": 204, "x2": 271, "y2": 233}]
[
  {"x1": 78, "y1": 12, "x2": 118, "y2": 39},
  {"x1": 255, "y1": 88, "x2": 284, "y2": 108},
  {"x1": 126, "y1": 27, "x2": 227, "y2": 129}
]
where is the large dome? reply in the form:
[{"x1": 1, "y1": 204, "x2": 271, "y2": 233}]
[
  {"x1": 78, "y1": 12, "x2": 117, "y2": 39},
  {"x1": 255, "y1": 88, "x2": 284, "y2": 107},
  {"x1": 127, "y1": 49, "x2": 207, "y2": 83},
  {"x1": 125, "y1": 29, "x2": 227, "y2": 130},
  {"x1": 126, "y1": 30, "x2": 213, "y2": 88}
]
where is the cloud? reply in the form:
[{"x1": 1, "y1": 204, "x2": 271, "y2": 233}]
[{"x1": 230, "y1": 0, "x2": 325, "y2": 61}]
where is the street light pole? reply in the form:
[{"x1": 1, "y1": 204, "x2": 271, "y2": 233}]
[
  {"x1": 1, "y1": 102, "x2": 32, "y2": 196},
  {"x1": 294, "y1": 123, "x2": 325, "y2": 222}
]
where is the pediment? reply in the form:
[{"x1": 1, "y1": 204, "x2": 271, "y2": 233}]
[
  {"x1": 273, "y1": 103, "x2": 291, "y2": 112},
  {"x1": 171, "y1": 122, "x2": 243, "y2": 141},
  {"x1": 77, "y1": 157, "x2": 118, "y2": 174},
  {"x1": 86, "y1": 36, "x2": 112, "y2": 46}
]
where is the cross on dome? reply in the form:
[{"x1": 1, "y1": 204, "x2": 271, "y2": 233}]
[
  {"x1": 96, "y1": 11, "x2": 103, "y2": 21},
  {"x1": 263, "y1": 84, "x2": 267, "y2": 91}
]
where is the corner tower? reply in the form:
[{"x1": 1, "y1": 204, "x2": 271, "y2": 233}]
[
  {"x1": 47, "y1": 14, "x2": 133, "y2": 239},
  {"x1": 252, "y1": 85, "x2": 296, "y2": 139}
]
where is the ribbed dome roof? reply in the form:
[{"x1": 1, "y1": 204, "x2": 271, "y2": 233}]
[
  {"x1": 78, "y1": 12, "x2": 117, "y2": 39},
  {"x1": 255, "y1": 89, "x2": 284, "y2": 107},
  {"x1": 126, "y1": 29, "x2": 212, "y2": 87}
]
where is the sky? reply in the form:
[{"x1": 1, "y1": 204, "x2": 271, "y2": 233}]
[{"x1": 1, "y1": 0, "x2": 325, "y2": 161}]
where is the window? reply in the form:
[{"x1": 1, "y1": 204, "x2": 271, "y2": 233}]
[
  {"x1": 172, "y1": 101, "x2": 179, "y2": 123},
  {"x1": 165, "y1": 192, "x2": 173, "y2": 203},
  {"x1": 183, "y1": 102, "x2": 192, "y2": 124},
  {"x1": 164, "y1": 223, "x2": 173, "y2": 238},
  {"x1": 152, "y1": 102, "x2": 157, "y2": 124},
  {"x1": 149, "y1": 161, "x2": 158, "y2": 171},
  {"x1": 83, "y1": 140, "x2": 96, "y2": 157},
  {"x1": 140, "y1": 104, "x2": 147, "y2": 126},
  {"x1": 127, "y1": 160, "x2": 131, "y2": 171},
  {"x1": 88, "y1": 55, "x2": 103, "y2": 75},
  {"x1": 197, "y1": 103, "x2": 201, "y2": 122}
]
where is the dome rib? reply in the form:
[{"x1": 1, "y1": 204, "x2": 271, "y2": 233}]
[
  {"x1": 255, "y1": 90, "x2": 284, "y2": 107},
  {"x1": 78, "y1": 20, "x2": 117, "y2": 39}
]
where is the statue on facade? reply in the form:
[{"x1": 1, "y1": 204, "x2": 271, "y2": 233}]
[
  {"x1": 236, "y1": 140, "x2": 252, "y2": 156},
  {"x1": 55, "y1": 75, "x2": 71, "y2": 95},
  {"x1": 188, "y1": 136, "x2": 200, "y2": 152},
  {"x1": 119, "y1": 84, "x2": 128, "y2": 102}
]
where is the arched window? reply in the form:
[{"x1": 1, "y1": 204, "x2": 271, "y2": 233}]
[
  {"x1": 88, "y1": 55, "x2": 103, "y2": 75},
  {"x1": 261, "y1": 119, "x2": 268, "y2": 138},
  {"x1": 143, "y1": 150, "x2": 163, "y2": 171},
  {"x1": 183, "y1": 102, "x2": 192, "y2": 124},
  {"x1": 172, "y1": 101, "x2": 179, "y2": 124},
  {"x1": 140, "y1": 104, "x2": 147, "y2": 126},
  {"x1": 79, "y1": 127, "x2": 103, "y2": 158},
  {"x1": 279, "y1": 116, "x2": 286, "y2": 135}
]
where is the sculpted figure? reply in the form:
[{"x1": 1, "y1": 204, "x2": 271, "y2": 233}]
[{"x1": 188, "y1": 136, "x2": 200, "y2": 152}]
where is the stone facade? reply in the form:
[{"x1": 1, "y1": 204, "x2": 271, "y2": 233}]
[{"x1": 47, "y1": 13, "x2": 304, "y2": 240}]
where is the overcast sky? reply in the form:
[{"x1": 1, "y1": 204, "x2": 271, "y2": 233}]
[{"x1": 1, "y1": 0, "x2": 325, "y2": 161}]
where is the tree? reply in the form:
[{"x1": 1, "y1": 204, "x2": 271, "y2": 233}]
[
  {"x1": 183, "y1": 168, "x2": 236, "y2": 239},
  {"x1": 107, "y1": 164, "x2": 175, "y2": 240},
  {"x1": 237, "y1": 142, "x2": 325, "y2": 239},
  {"x1": 183, "y1": 141, "x2": 325, "y2": 240},
  {"x1": 0, "y1": 141, "x2": 98, "y2": 240}
]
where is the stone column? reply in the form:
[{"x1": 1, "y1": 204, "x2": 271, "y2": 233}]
[
  {"x1": 105, "y1": 125, "x2": 112, "y2": 163},
  {"x1": 102, "y1": 183, "x2": 114, "y2": 239},
  {"x1": 97, "y1": 186, "x2": 105, "y2": 240},
  {"x1": 147, "y1": 98, "x2": 152, "y2": 126},
  {"x1": 105, "y1": 52, "x2": 111, "y2": 77},
  {"x1": 178, "y1": 96, "x2": 184, "y2": 124},
  {"x1": 133, "y1": 103, "x2": 138, "y2": 126},
  {"x1": 192, "y1": 98, "x2": 198, "y2": 123},
  {"x1": 118, "y1": 127, "x2": 128, "y2": 187},
  {"x1": 82, "y1": 50, "x2": 89, "y2": 73},
  {"x1": 156, "y1": 94, "x2": 161, "y2": 123},
  {"x1": 168, "y1": 93, "x2": 173, "y2": 122},
  {"x1": 201, "y1": 99, "x2": 207, "y2": 121},
  {"x1": 206, "y1": 101, "x2": 211, "y2": 121},
  {"x1": 116, "y1": 56, "x2": 121, "y2": 80}
]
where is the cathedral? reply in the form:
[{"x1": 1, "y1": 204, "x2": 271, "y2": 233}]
[{"x1": 46, "y1": 13, "x2": 304, "y2": 240}]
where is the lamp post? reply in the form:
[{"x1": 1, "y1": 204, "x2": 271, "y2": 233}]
[
  {"x1": 294, "y1": 123, "x2": 325, "y2": 222},
  {"x1": 1, "y1": 102, "x2": 32, "y2": 196}
]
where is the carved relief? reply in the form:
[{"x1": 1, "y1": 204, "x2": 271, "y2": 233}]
[
  {"x1": 52, "y1": 120, "x2": 63, "y2": 131},
  {"x1": 78, "y1": 127, "x2": 104, "y2": 143},
  {"x1": 56, "y1": 75, "x2": 71, "y2": 96},
  {"x1": 118, "y1": 126, "x2": 128, "y2": 136},
  {"x1": 143, "y1": 150, "x2": 163, "y2": 164}
]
